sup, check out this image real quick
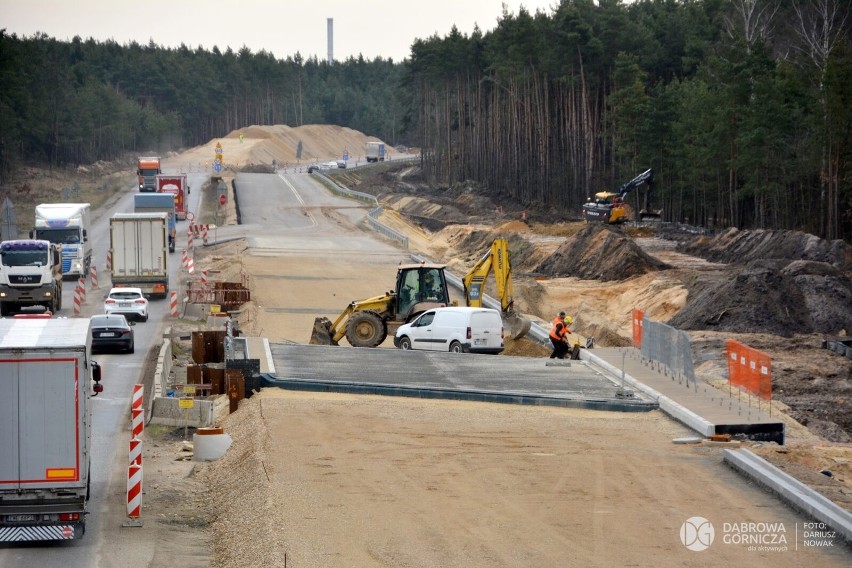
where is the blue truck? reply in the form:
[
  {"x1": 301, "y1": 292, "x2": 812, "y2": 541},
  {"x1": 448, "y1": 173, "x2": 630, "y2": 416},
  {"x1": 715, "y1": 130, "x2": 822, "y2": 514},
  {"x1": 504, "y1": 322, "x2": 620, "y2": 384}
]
[{"x1": 133, "y1": 193, "x2": 176, "y2": 252}]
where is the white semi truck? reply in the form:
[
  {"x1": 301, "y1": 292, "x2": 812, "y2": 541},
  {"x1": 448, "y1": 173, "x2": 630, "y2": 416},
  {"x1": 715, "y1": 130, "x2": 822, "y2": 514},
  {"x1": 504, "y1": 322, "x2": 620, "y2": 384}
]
[
  {"x1": 0, "y1": 318, "x2": 103, "y2": 542},
  {"x1": 109, "y1": 212, "x2": 170, "y2": 298},
  {"x1": 31, "y1": 203, "x2": 93, "y2": 279},
  {"x1": 0, "y1": 239, "x2": 63, "y2": 316}
]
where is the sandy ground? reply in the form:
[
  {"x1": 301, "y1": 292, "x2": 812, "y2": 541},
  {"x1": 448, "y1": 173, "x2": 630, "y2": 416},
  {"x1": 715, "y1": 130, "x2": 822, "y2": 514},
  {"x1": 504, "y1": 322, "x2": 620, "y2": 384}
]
[{"x1": 131, "y1": 126, "x2": 850, "y2": 566}]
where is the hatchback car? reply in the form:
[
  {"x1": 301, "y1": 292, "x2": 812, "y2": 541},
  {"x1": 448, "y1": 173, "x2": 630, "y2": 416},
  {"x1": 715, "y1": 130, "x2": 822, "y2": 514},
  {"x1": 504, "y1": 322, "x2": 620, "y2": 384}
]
[
  {"x1": 90, "y1": 314, "x2": 135, "y2": 353},
  {"x1": 104, "y1": 287, "x2": 149, "y2": 322}
]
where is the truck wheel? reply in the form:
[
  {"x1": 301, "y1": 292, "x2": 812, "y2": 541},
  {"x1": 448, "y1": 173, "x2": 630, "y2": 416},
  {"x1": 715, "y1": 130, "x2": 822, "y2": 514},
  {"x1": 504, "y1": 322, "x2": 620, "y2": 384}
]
[
  {"x1": 55, "y1": 285, "x2": 62, "y2": 311},
  {"x1": 345, "y1": 311, "x2": 386, "y2": 348},
  {"x1": 0, "y1": 303, "x2": 7, "y2": 317}
]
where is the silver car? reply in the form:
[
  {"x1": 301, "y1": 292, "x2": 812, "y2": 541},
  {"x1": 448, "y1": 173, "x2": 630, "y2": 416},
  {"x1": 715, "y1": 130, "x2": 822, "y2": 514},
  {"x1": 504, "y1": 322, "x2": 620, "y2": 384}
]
[{"x1": 104, "y1": 287, "x2": 149, "y2": 322}]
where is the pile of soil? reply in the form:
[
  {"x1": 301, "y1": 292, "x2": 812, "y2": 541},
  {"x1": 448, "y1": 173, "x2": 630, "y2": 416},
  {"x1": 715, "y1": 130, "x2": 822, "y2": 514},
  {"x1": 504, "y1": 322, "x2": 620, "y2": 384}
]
[
  {"x1": 680, "y1": 227, "x2": 851, "y2": 268},
  {"x1": 533, "y1": 224, "x2": 670, "y2": 281},
  {"x1": 669, "y1": 259, "x2": 852, "y2": 336}
]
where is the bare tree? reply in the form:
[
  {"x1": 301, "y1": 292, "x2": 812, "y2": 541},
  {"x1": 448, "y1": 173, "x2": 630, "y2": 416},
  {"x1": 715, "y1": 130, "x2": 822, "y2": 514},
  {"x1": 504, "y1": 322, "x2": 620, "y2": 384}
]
[
  {"x1": 793, "y1": 0, "x2": 850, "y2": 238},
  {"x1": 724, "y1": 0, "x2": 781, "y2": 50}
]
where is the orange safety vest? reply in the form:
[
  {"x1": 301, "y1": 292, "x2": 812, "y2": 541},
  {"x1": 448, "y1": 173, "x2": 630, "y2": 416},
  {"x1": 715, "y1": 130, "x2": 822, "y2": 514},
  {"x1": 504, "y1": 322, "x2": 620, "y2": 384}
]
[{"x1": 549, "y1": 317, "x2": 568, "y2": 341}]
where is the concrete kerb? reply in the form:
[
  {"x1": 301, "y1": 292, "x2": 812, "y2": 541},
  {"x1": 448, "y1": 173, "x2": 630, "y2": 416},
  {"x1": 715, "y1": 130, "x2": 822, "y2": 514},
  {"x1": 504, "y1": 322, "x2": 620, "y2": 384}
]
[
  {"x1": 723, "y1": 448, "x2": 852, "y2": 546},
  {"x1": 580, "y1": 347, "x2": 715, "y2": 437}
]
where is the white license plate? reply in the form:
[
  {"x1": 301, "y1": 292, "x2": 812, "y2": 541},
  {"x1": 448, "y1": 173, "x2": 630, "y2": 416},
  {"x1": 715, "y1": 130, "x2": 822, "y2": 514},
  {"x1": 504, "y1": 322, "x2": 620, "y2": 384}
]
[
  {"x1": 119, "y1": 302, "x2": 131, "y2": 308},
  {"x1": 100, "y1": 332, "x2": 116, "y2": 338},
  {"x1": 6, "y1": 514, "x2": 36, "y2": 522},
  {"x1": 475, "y1": 339, "x2": 487, "y2": 345}
]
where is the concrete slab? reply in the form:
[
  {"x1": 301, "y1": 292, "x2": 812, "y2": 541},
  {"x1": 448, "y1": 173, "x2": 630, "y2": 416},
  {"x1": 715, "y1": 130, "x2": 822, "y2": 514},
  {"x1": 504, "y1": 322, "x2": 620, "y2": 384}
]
[{"x1": 262, "y1": 343, "x2": 658, "y2": 412}]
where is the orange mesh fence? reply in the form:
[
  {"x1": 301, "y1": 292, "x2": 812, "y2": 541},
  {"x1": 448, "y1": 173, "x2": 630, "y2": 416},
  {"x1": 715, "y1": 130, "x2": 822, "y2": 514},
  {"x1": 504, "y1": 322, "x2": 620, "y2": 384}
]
[
  {"x1": 632, "y1": 308, "x2": 644, "y2": 349},
  {"x1": 726, "y1": 339, "x2": 772, "y2": 400}
]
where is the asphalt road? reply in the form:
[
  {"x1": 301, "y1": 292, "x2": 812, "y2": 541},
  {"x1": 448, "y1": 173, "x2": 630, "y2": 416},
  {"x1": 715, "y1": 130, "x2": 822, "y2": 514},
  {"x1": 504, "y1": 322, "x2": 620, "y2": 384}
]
[{"x1": 0, "y1": 173, "x2": 205, "y2": 566}]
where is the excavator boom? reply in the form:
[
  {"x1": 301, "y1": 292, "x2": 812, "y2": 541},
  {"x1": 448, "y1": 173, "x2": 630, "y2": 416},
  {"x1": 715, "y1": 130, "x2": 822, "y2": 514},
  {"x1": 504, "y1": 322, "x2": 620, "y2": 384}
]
[{"x1": 462, "y1": 239, "x2": 531, "y2": 339}]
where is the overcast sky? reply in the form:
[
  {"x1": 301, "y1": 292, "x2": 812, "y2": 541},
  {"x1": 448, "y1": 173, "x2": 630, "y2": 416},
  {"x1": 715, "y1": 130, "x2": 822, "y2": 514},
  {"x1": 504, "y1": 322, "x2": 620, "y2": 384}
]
[{"x1": 1, "y1": 0, "x2": 560, "y2": 63}]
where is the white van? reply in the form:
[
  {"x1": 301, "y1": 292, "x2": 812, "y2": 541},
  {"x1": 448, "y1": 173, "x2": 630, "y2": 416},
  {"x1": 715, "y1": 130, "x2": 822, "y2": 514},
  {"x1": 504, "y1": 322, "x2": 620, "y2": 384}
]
[{"x1": 394, "y1": 307, "x2": 504, "y2": 354}]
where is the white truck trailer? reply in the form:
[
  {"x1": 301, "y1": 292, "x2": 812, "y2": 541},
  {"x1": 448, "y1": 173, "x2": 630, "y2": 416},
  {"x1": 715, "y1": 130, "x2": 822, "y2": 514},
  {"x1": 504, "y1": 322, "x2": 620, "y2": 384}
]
[
  {"x1": 109, "y1": 212, "x2": 170, "y2": 298},
  {"x1": 366, "y1": 141, "x2": 385, "y2": 162},
  {"x1": 32, "y1": 203, "x2": 93, "y2": 279},
  {"x1": 0, "y1": 239, "x2": 63, "y2": 316},
  {"x1": 0, "y1": 318, "x2": 103, "y2": 541}
]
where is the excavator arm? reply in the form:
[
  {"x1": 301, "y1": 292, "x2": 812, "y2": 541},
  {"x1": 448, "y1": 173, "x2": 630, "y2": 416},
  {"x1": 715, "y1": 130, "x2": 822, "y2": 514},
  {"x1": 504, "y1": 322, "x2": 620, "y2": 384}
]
[{"x1": 462, "y1": 239, "x2": 531, "y2": 339}]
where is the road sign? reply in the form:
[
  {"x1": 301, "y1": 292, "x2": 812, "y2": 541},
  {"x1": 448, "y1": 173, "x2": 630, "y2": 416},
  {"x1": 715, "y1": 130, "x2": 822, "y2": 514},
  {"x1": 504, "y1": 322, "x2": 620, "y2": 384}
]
[{"x1": 214, "y1": 163, "x2": 222, "y2": 173}]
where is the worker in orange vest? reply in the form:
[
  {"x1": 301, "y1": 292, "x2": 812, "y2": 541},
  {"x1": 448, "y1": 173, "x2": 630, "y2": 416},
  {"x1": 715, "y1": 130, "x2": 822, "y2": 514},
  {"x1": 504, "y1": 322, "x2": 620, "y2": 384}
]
[{"x1": 549, "y1": 311, "x2": 573, "y2": 359}]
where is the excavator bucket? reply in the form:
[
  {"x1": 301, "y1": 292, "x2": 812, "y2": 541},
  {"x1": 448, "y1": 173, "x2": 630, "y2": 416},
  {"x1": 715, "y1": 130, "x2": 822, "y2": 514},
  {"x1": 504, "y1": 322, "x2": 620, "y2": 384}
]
[
  {"x1": 309, "y1": 317, "x2": 338, "y2": 346},
  {"x1": 504, "y1": 313, "x2": 532, "y2": 340},
  {"x1": 639, "y1": 208, "x2": 663, "y2": 222}
]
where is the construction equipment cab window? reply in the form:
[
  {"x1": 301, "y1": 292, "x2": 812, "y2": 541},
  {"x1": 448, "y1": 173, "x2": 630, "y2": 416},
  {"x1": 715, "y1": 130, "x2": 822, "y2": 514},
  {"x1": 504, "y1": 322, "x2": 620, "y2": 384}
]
[{"x1": 399, "y1": 267, "x2": 445, "y2": 314}]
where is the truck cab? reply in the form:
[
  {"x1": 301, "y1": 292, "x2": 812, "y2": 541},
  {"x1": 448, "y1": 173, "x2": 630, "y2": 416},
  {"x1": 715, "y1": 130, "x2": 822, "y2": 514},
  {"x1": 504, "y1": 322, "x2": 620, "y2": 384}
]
[
  {"x1": 0, "y1": 239, "x2": 63, "y2": 316},
  {"x1": 137, "y1": 156, "x2": 162, "y2": 192}
]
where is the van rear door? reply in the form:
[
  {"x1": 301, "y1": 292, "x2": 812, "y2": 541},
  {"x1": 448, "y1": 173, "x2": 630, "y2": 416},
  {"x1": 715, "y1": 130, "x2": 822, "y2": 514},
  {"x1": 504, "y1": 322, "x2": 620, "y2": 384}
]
[{"x1": 470, "y1": 310, "x2": 503, "y2": 352}]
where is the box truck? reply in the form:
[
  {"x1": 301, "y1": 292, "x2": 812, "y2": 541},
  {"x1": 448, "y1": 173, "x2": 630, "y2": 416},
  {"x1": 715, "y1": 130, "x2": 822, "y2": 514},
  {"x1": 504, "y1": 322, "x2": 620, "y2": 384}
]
[
  {"x1": 366, "y1": 141, "x2": 385, "y2": 163},
  {"x1": 109, "y1": 212, "x2": 170, "y2": 298},
  {"x1": 31, "y1": 203, "x2": 93, "y2": 279},
  {"x1": 134, "y1": 193, "x2": 176, "y2": 252},
  {"x1": 0, "y1": 318, "x2": 103, "y2": 541},
  {"x1": 156, "y1": 174, "x2": 188, "y2": 220},
  {"x1": 0, "y1": 239, "x2": 63, "y2": 316}
]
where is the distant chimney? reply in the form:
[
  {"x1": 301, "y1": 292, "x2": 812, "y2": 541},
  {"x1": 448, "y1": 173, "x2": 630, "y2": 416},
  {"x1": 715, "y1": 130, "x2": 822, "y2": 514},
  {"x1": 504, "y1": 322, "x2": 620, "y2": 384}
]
[{"x1": 327, "y1": 18, "x2": 333, "y2": 64}]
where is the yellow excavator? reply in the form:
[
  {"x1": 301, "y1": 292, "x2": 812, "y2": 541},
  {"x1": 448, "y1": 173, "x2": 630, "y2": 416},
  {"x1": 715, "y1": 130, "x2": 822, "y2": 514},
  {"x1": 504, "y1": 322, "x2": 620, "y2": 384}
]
[
  {"x1": 310, "y1": 239, "x2": 531, "y2": 347},
  {"x1": 462, "y1": 238, "x2": 532, "y2": 339}
]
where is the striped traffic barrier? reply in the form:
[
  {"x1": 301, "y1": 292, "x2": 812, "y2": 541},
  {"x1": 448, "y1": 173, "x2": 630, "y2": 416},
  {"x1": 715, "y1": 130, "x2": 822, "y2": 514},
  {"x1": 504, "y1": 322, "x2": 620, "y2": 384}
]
[
  {"x1": 201, "y1": 270, "x2": 208, "y2": 287},
  {"x1": 131, "y1": 408, "x2": 144, "y2": 439},
  {"x1": 131, "y1": 384, "x2": 143, "y2": 412},
  {"x1": 72, "y1": 284, "x2": 83, "y2": 316},
  {"x1": 187, "y1": 256, "x2": 195, "y2": 274},
  {"x1": 90, "y1": 265, "x2": 98, "y2": 289},
  {"x1": 201, "y1": 224, "x2": 209, "y2": 245},
  {"x1": 187, "y1": 229, "x2": 194, "y2": 251},
  {"x1": 129, "y1": 438, "x2": 142, "y2": 466},
  {"x1": 127, "y1": 463, "x2": 142, "y2": 519},
  {"x1": 182, "y1": 249, "x2": 188, "y2": 269},
  {"x1": 105, "y1": 251, "x2": 112, "y2": 271},
  {"x1": 169, "y1": 291, "x2": 179, "y2": 318}
]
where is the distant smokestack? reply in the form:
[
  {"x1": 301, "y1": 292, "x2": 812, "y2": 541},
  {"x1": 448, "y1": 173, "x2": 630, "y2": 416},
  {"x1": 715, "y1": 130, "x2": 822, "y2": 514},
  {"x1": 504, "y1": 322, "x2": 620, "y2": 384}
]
[{"x1": 327, "y1": 18, "x2": 333, "y2": 64}]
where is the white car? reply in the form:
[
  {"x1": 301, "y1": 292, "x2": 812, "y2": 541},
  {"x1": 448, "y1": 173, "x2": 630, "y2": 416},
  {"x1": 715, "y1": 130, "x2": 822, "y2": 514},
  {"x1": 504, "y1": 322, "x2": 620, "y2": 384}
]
[{"x1": 104, "y1": 287, "x2": 149, "y2": 322}]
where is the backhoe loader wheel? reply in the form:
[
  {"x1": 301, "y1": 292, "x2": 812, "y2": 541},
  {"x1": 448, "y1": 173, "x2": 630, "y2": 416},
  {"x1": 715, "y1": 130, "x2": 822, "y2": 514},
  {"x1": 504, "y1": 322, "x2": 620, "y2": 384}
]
[{"x1": 345, "y1": 311, "x2": 387, "y2": 348}]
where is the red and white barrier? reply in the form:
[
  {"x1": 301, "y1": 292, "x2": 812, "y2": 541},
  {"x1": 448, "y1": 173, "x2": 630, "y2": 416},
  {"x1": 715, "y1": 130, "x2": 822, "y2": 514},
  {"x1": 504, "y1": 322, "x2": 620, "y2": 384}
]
[
  {"x1": 127, "y1": 464, "x2": 142, "y2": 518},
  {"x1": 72, "y1": 284, "x2": 83, "y2": 316},
  {"x1": 169, "y1": 291, "x2": 179, "y2": 318},
  {"x1": 129, "y1": 439, "x2": 142, "y2": 466},
  {"x1": 131, "y1": 409, "x2": 144, "y2": 439},
  {"x1": 187, "y1": 257, "x2": 195, "y2": 274},
  {"x1": 132, "y1": 384, "x2": 143, "y2": 412},
  {"x1": 187, "y1": 229, "x2": 194, "y2": 250},
  {"x1": 105, "y1": 251, "x2": 112, "y2": 271},
  {"x1": 201, "y1": 224, "x2": 209, "y2": 245},
  {"x1": 90, "y1": 265, "x2": 98, "y2": 289},
  {"x1": 201, "y1": 270, "x2": 208, "y2": 287}
]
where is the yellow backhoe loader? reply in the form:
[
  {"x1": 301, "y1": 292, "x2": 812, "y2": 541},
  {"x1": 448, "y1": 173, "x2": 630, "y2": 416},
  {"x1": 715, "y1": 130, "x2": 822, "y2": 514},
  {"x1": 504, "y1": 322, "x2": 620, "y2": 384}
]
[
  {"x1": 310, "y1": 262, "x2": 451, "y2": 347},
  {"x1": 462, "y1": 238, "x2": 532, "y2": 339},
  {"x1": 310, "y1": 239, "x2": 531, "y2": 348}
]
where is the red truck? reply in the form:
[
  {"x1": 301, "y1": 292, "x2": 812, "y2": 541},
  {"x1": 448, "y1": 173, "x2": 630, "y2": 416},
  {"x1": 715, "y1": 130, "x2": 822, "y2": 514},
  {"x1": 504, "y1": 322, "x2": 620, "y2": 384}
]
[{"x1": 156, "y1": 174, "x2": 188, "y2": 220}]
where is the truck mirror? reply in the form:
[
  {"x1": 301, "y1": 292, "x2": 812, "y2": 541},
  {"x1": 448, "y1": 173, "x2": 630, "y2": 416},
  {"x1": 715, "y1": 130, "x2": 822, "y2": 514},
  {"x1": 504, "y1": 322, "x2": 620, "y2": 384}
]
[
  {"x1": 92, "y1": 360, "x2": 102, "y2": 383},
  {"x1": 29, "y1": 230, "x2": 34, "y2": 239},
  {"x1": 82, "y1": 229, "x2": 88, "y2": 242}
]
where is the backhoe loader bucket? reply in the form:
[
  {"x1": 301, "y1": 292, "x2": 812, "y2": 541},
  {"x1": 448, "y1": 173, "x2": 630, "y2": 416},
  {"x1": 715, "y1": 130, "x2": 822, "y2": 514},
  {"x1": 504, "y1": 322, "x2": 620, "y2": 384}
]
[
  {"x1": 504, "y1": 313, "x2": 532, "y2": 340},
  {"x1": 638, "y1": 208, "x2": 663, "y2": 222},
  {"x1": 310, "y1": 317, "x2": 338, "y2": 346}
]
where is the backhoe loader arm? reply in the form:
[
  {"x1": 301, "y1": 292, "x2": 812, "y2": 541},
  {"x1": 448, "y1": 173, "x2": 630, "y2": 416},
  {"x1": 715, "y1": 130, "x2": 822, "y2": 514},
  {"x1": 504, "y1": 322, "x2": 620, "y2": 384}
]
[{"x1": 462, "y1": 238, "x2": 515, "y2": 314}]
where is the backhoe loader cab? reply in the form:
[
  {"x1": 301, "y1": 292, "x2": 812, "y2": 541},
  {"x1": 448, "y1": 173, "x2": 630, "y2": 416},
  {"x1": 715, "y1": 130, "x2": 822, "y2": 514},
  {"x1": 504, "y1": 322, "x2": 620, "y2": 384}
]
[{"x1": 310, "y1": 263, "x2": 450, "y2": 348}]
